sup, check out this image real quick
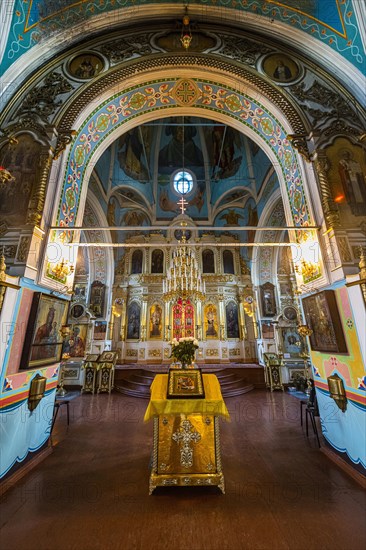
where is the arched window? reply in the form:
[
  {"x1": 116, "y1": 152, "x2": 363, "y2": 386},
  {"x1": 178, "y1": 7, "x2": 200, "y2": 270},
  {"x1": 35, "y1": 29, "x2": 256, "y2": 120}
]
[
  {"x1": 151, "y1": 249, "x2": 164, "y2": 274},
  {"x1": 131, "y1": 250, "x2": 143, "y2": 274},
  {"x1": 202, "y1": 249, "x2": 215, "y2": 273},
  {"x1": 223, "y1": 250, "x2": 235, "y2": 274}
]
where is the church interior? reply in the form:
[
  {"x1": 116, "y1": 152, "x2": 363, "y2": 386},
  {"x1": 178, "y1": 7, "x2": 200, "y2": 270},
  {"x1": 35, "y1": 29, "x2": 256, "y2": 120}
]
[{"x1": 0, "y1": 1, "x2": 365, "y2": 548}]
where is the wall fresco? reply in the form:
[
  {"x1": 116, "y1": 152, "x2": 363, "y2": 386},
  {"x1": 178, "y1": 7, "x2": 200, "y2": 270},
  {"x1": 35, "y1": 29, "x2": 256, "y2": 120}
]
[{"x1": 310, "y1": 287, "x2": 366, "y2": 468}]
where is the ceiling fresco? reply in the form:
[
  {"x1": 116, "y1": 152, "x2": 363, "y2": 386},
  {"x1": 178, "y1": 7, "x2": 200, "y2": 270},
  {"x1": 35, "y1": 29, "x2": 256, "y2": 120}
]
[
  {"x1": 94, "y1": 116, "x2": 276, "y2": 223},
  {"x1": 1, "y1": 1, "x2": 363, "y2": 75},
  {"x1": 87, "y1": 115, "x2": 279, "y2": 266}
]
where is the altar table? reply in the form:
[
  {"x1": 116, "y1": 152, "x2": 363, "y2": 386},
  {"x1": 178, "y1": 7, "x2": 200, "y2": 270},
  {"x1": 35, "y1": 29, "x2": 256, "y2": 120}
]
[{"x1": 144, "y1": 373, "x2": 229, "y2": 494}]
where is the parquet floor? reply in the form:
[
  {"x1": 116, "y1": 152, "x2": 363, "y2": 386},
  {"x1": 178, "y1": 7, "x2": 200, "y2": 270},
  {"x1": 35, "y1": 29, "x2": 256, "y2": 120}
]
[{"x1": 1, "y1": 389, "x2": 365, "y2": 550}]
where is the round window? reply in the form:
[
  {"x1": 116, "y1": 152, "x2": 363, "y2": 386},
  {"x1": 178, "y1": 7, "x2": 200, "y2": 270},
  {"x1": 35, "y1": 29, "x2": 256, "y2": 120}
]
[{"x1": 173, "y1": 170, "x2": 194, "y2": 195}]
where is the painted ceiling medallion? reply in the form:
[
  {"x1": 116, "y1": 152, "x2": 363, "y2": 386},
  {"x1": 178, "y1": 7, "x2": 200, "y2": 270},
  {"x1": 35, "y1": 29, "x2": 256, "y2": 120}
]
[{"x1": 172, "y1": 79, "x2": 200, "y2": 106}]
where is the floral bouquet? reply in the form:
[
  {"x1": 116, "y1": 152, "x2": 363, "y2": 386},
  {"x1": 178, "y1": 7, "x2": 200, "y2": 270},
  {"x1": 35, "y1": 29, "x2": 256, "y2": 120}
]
[{"x1": 170, "y1": 337, "x2": 199, "y2": 367}]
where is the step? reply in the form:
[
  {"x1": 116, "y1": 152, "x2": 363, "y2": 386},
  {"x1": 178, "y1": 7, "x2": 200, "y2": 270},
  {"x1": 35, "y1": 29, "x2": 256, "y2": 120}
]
[{"x1": 113, "y1": 368, "x2": 255, "y2": 399}]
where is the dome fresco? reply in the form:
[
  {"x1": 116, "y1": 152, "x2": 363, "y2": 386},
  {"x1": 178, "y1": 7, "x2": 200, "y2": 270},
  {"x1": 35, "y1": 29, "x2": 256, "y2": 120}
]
[{"x1": 94, "y1": 116, "x2": 278, "y2": 233}]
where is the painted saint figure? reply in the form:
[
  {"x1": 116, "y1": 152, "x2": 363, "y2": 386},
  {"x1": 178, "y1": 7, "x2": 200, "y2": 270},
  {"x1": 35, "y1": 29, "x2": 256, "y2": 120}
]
[
  {"x1": 273, "y1": 60, "x2": 292, "y2": 81},
  {"x1": 150, "y1": 305, "x2": 162, "y2": 338},
  {"x1": 206, "y1": 306, "x2": 218, "y2": 337},
  {"x1": 338, "y1": 149, "x2": 366, "y2": 216}
]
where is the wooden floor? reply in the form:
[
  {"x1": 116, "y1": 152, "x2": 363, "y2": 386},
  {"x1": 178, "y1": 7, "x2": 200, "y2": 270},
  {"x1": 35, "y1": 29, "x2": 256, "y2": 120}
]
[{"x1": 1, "y1": 390, "x2": 365, "y2": 550}]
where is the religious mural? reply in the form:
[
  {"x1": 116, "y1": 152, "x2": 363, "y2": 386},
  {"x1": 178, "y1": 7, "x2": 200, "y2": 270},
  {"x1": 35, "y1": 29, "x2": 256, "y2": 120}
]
[
  {"x1": 202, "y1": 249, "x2": 215, "y2": 273},
  {"x1": 149, "y1": 304, "x2": 162, "y2": 339},
  {"x1": 260, "y1": 282, "x2": 277, "y2": 317},
  {"x1": 158, "y1": 117, "x2": 204, "y2": 176},
  {"x1": 63, "y1": 325, "x2": 87, "y2": 357},
  {"x1": 127, "y1": 302, "x2": 141, "y2": 340},
  {"x1": 89, "y1": 281, "x2": 106, "y2": 318},
  {"x1": 204, "y1": 304, "x2": 218, "y2": 339},
  {"x1": 131, "y1": 250, "x2": 143, "y2": 274},
  {"x1": 326, "y1": 138, "x2": 366, "y2": 225},
  {"x1": 0, "y1": 134, "x2": 41, "y2": 227},
  {"x1": 172, "y1": 299, "x2": 194, "y2": 340},
  {"x1": 68, "y1": 53, "x2": 104, "y2": 80},
  {"x1": 210, "y1": 125, "x2": 242, "y2": 179},
  {"x1": 226, "y1": 302, "x2": 239, "y2": 339},
  {"x1": 262, "y1": 54, "x2": 300, "y2": 84},
  {"x1": 117, "y1": 126, "x2": 151, "y2": 181},
  {"x1": 219, "y1": 209, "x2": 244, "y2": 226},
  {"x1": 223, "y1": 250, "x2": 235, "y2": 274},
  {"x1": 151, "y1": 249, "x2": 164, "y2": 274}
]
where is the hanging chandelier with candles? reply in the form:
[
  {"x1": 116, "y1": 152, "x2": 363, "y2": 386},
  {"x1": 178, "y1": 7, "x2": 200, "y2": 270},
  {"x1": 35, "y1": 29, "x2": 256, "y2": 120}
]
[{"x1": 163, "y1": 225, "x2": 205, "y2": 303}]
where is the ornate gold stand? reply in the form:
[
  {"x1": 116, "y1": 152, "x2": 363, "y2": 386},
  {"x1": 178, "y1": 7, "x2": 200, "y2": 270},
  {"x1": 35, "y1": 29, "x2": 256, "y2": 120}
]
[
  {"x1": 145, "y1": 374, "x2": 228, "y2": 494},
  {"x1": 149, "y1": 415, "x2": 225, "y2": 494}
]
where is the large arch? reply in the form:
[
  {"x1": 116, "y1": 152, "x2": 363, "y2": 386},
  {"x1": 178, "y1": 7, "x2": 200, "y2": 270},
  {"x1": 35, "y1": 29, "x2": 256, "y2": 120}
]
[{"x1": 52, "y1": 76, "x2": 315, "y2": 237}]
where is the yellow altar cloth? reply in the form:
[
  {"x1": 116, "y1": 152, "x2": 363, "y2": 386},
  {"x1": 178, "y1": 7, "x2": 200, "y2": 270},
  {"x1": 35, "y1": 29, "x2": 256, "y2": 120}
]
[{"x1": 143, "y1": 373, "x2": 230, "y2": 422}]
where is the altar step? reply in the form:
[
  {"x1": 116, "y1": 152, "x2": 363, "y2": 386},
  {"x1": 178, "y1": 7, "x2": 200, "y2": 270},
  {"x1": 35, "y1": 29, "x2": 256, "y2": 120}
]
[{"x1": 114, "y1": 369, "x2": 257, "y2": 399}]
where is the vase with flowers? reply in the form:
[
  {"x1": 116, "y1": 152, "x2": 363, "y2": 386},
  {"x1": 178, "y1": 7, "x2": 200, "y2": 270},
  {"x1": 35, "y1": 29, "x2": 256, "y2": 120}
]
[{"x1": 170, "y1": 337, "x2": 199, "y2": 368}]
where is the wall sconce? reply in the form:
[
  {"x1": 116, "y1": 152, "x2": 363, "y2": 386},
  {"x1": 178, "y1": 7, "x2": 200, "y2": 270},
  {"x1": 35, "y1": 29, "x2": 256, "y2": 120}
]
[
  {"x1": 51, "y1": 258, "x2": 74, "y2": 280},
  {"x1": 327, "y1": 373, "x2": 347, "y2": 412},
  {"x1": 28, "y1": 373, "x2": 47, "y2": 412},
  {"x1": 180, "y1": 5, "x2": 192, "y2": 50}
]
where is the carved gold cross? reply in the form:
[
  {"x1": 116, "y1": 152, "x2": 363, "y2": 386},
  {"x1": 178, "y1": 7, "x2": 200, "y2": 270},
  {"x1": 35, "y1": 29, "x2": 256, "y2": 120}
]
[{"x1": 172, "y1": 419, "x2": 201, "y2": 468}]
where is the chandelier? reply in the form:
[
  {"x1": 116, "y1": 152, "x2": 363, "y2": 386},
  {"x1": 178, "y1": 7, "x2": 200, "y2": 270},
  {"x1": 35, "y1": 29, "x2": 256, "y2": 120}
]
[
  {"x1": 163, "y1": 226, "x2": 205, "y2": 303},
  {"x1": 180, "y1": 5, "x2": 192, "y2": 50}
]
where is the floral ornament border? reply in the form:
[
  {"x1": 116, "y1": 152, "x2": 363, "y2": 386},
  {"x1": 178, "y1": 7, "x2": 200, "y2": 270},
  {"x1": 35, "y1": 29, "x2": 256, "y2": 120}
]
[
  {"x1": 57, "y1": 78, "x2": 311, "y2": 235},
  {"x1": 3, "y1": 0, "x2": 363, "y2": 75}
]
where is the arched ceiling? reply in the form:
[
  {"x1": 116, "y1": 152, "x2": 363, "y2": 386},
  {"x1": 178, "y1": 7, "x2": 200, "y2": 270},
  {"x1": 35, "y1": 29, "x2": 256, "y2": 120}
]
[
  {"x1": 86, "y1": 113, "x2": 280, "y2": 269},
  {"x1": 89, "y1": 114, "x2": 277, "y2": 225}
]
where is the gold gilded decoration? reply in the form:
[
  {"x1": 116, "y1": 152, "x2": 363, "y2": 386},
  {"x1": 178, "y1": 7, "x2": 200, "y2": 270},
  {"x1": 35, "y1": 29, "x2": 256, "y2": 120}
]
[
  {"x1": 172, "y1": 419, "x2": 201, "y2": 468},
  {"x1": 206, "y1": 348, "x2": 219, "y2": 356},
  {"x1": 16, "y1": 236, "x2": 31, "y2": 263},
  {"x1": 0, "y1": 251, "x2": 6, "y2": 283},
  {"x1": 156, "y1": 31, "x2": 216, "y2": 52},
  {"x1": 314, "y1": 152, "x2": 341, "y2": 230},
  {"x1": 144, "y1": 374, "x2": 229, "y2": 422},
  {"x1": 154, "y1": 413, "x2": 219, "y2": 476},
  {"x1": 229, "y1": 348, "x2": 240, "y2": 356},
  {"x1": 126, "y1": 349, "x2": 138, "y2": 357},
  {"x1": 146, "y1": 375, "x2": 227, "y2": 494},
  {"x1": 204, "y1": 274, "x2": 235, "y2": 283},
  {"x1": 27, "y1": 149, "x2": 52, "y2": 227},
  {"x1": 172, "y1": 79, "x2": 200, "y2": 106},
  {"x1": 148, "y1": 349, "x2": 161, "y2": 358},
  {"x1": 139, "y1": 274, "x2": 164, "y2": 283}
]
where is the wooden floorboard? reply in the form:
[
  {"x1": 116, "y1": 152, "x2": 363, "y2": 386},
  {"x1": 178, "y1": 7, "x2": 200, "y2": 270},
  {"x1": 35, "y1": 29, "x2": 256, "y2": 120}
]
[{"x1": 1, "y1": 390, "x2": 365, "y2": 550}]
